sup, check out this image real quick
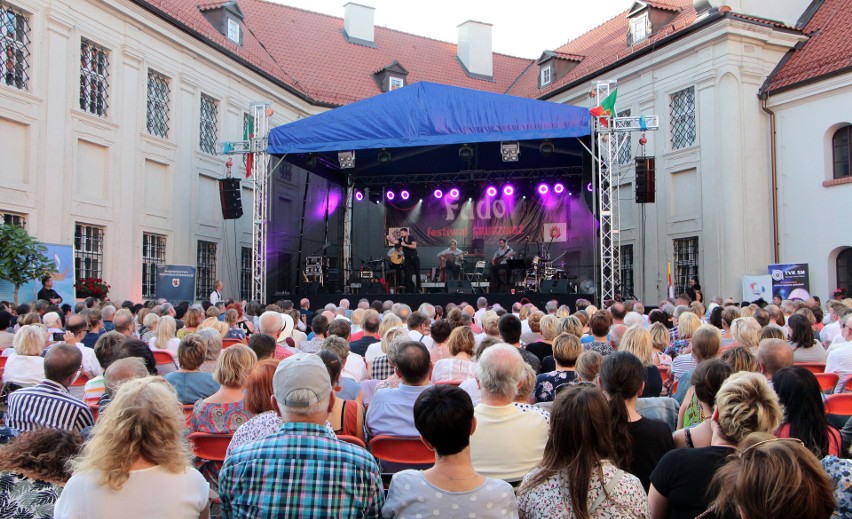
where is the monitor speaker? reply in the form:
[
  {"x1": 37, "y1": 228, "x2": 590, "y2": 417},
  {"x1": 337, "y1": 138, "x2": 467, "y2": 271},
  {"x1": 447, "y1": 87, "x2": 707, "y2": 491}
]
[
  {"x1": 219, "y1": 178, "x2": 244, "y2": 219},
  {"x1": 446, "y1": 280, "x2": 473, "y2": 294},
  {"x1": 635, "y1": 156, "x2": 656, "y2": 204},
  {"x1": 540, "y1": 279, "x2": 570, "y2": 294}
]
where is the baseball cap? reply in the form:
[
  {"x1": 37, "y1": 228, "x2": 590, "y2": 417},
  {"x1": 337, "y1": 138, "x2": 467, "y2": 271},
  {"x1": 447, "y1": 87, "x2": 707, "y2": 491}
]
[{"x1": 273, "y1": 353, "x2": 331, "y2": 408}]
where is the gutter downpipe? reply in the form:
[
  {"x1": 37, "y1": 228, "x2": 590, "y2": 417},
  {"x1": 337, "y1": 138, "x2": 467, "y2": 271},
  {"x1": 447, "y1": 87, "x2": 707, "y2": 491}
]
[{"x1": 760, "y1": 95, "x2": 780, "y2": 264}]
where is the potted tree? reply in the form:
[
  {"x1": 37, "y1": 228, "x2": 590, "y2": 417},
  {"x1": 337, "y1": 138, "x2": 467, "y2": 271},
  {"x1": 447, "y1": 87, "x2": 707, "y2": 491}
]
[{"x1": 0, "y1": 224, "x2": 55, "y2": 305}]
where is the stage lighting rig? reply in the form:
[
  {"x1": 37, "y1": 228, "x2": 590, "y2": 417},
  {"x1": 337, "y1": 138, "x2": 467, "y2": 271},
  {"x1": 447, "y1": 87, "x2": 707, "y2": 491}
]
[
  {"x1": 338, "y1": 151, "x2": 356, "y2": 169},
  {"x1": 501, "y1": 141, "x2": 520, "y2": 162}
]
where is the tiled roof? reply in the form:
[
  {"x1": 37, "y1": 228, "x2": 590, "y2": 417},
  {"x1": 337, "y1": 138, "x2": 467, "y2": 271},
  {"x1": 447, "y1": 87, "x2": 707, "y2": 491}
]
[
  {"x1": 763, "y1": 0, "x2": 852, "y2": 94},
  {"x1": 507, "y1": 0, "x2": 698, "y2": 99},
  {"x1": 135, "y1": 0, "x2": 533, "y2": 106}
]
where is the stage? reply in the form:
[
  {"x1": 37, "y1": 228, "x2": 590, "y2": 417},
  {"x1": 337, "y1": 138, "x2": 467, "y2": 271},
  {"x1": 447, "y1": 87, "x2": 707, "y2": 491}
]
[{"x1": 290, "y1": 291, "x2": 594, "y2": 313}]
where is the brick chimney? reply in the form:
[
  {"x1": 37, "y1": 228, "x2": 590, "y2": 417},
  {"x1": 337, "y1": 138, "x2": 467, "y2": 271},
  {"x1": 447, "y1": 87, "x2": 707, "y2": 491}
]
[
  {"x1": 343, "y1": 2, "x2": 375, "y2": 47},
  {"x1": 457, "y1": 20, "x2": 493, "y2": 79}
]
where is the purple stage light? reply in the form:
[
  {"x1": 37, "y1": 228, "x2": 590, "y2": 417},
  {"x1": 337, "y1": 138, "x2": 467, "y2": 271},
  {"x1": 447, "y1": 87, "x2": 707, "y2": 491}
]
[
  {"x1": 587, "y1": 182, "x2": 594, "y2": 192},
  {"x1": 386, "y1": 191, "x2": 395, "y2": 200},
  {"x1": 502, "y1": 185, "x2": 514, "y2": 196},
  {"x1": 449, "y1": 188, "x2": 460, "y2": 199},
  {"x1": 537, "y1": 183, "x2": 549, "y2": 195},
  {"x1": 355, "y1": 191, "x2": 364, "y2": 201},
  {"x1": 486, "y1": 186, "x2": 498, "y2": 197},
  {"x1": 434, "y1": 189, "x2": 443, "y2": 199},
  {"x1": 553, "y1": 183, "x2": 565, "y2": 194},
  {"x1": 400, "y1": 190, "x2": 410, "y2": 200}
]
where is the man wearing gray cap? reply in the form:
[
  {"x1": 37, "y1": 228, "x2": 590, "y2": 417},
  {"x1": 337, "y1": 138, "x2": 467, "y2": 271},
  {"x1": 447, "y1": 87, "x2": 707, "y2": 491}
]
[{"x1": 219, "y1": 353, "x2": 384, "y2": 517}]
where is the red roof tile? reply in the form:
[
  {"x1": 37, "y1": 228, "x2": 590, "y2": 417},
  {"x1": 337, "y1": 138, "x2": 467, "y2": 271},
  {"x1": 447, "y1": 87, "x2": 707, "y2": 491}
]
[
  {"x1": 135, "y1": 0, "x2": 533, "y2": 106},
  {"x1": 643, "y1": 1, "x2": 683, "y2": 13},
  {"x1": 764, "y1": 0, "x2": 852, "y2": 93},
  {"x1": 507, "y1": 0, "x2": 697, "y2": 99}
]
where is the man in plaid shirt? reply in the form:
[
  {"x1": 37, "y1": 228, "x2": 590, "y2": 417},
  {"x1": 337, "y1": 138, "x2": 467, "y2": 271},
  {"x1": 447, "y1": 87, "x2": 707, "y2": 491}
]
[{"x1": 220, "y1": 353, "x2": 384, "y2": 518}]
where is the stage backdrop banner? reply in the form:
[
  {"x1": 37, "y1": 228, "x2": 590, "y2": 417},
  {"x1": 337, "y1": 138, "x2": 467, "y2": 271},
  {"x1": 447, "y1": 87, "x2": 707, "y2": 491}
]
[
  {"x1": 742, "y1": 275, "x2": 773, "y2": 303},
  {"x1": 0, "y1": 243, "x2": 75, "y2": 303},
  {"x1": 768, "y1": 263, "x2": 810, "y2": 300},
  {"x1": 385, "y1": 196, "x2": 567, "y2": 248},
  {"x1": 156, "y1": 265, "x2": 197, "y2": 303}
]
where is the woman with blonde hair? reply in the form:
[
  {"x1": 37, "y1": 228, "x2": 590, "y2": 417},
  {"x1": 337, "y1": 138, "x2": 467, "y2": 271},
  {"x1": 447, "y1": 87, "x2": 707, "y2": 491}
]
[
  {"x1": 649, "y1": 372, "x2": 783, "y2": 519},
  {"x1": 574, "y1": 350, "x2": 604, "y2": 384},
  {"x1": 54, "y1": 377, "x2": 210, "y2": 518},
  {"x1": 526, "y1": 314, "x2": 561, "y2": 364},
  {"x1": 370, "y1": 328, "x2": 407, "y2": 382},
  {"x1": 148, "y1": 315, "x2": 179, "y2": 357},
  {"x1": 535, "y1": 333, "x2": 582, "y2": 402},
  {"x1": 665, "y1": 311, "x2": 700, "y2": 360},
  {"x1": 731, "y1": 316, "x2": 762, "y2": 352},
  {"x1": 191, "y1": 345, "x2": 256, "y2": 434},
  {"x1": 139, "y1": 312, "x2": 159, "y2": 343},
  {"x1": 195, "y1": 328, "x2": 223, "y2": 374},
  {"x1": 177, "y1": 308, "x2": 204, "y2": 339},
  {"x1": 648, "y1": 322, "x2": 672, "y2": 367},
  {"x1": 432, "y1": 326, "x2": 476, "y2": 383},
  {"x1": 364, "y1": 314, "x2": 402, "y2": 365},
  {"x1": 199, "y1": 317, "x2": 228, "y2": 339},
  {"x1": 223, "y1": 309, "x2": 246, "y2": 341},
  {"x1": 619, "y1": 326, "x2": 662, "y2": 398},
  {"x1": 2, "y1": 325, "x2": 46, "y2": 387},
  {"x1": 520, "y1": 311, "x2": 544, "y2": 345}
]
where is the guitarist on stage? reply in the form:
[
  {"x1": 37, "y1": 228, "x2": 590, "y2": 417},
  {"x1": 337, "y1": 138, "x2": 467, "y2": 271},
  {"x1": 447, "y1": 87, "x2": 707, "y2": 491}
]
[
  {"x1": 437, "y1": 240, "x2": 465, "y2": 281},
  {"x1": 490, "y1": 237, "x2": 514, "y2": 292},
  {"x1": 387, "y1": 227, "x2": 420, "y2": 293}
]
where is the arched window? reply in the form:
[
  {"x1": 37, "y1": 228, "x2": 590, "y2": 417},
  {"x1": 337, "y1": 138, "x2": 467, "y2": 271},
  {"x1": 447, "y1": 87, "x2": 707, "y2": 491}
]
[
  {"x1": 834, "y1": 126, "x2": 851, "y2": 179},
  {"x1": 838, "y1": 248, "x2": 852, "y2": 294}
]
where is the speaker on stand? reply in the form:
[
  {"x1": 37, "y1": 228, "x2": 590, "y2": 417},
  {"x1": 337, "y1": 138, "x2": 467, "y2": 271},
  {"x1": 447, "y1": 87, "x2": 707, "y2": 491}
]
[
  {"x1": 218, "y1": 178, "x2": 244, "y2": 219},
  {"x1": 634, "y1": 156, "x2": 656, "y2": 204}
]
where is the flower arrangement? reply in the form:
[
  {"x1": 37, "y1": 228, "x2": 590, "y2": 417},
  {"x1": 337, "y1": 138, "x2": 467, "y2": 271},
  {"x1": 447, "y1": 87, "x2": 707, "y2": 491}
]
[{"x1": 75, "y1": 277, "x2": 110, "y2": 299}]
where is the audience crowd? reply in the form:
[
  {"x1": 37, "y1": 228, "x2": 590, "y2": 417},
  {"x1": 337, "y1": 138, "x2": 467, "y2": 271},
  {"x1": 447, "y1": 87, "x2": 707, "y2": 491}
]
[{"x1": 0, "y1": 289, "x2": 850, "y2": 518}]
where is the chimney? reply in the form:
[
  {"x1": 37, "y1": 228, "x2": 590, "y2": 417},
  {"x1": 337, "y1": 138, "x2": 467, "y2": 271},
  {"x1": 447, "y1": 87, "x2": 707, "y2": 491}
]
[
  {"x1": 457, "y1": 20, "x2": 493, "y2": 79},
  {"x1": 343, "y1": 2, "x2": 375, "y2": 47}
]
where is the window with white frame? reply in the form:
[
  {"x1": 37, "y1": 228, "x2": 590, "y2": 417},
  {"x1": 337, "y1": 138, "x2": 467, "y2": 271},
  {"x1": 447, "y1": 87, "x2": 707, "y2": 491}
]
[
  {"x1": 199, "y1": 94, "x2": 218, "y2": 155},
  {"x1": 540, "y1": 65, "x2": 552, "y2": 87},
  {"x1": 0, "y1": 4, "x2": 30, "y2": 90},
  {"x1": 620, "y1": 244, "x2": 635, "y2": 299},
  {"x1": 142, "y1": 233, "x2": 166, "y2": 299},
  {"x1": 670, "y1": 87, "x2": 696, "y2": 150},
  {"x1": 240, "y1": 246, "x2": 252, "y2": 301},
  {"x1": 74, "y1": 223, "x2": 104, "y2": 280},
  {"x1": 1, "y1": 211, "x2": 26, "y2": 228},
  {"x1": 146, "y1": 70, "x2": 170, "y2": 138},
  {"x1": 80, "y1": 39, "x2": 109, "y2": 117},
  {"x1": 196, "y1": 240, "x2": 217, "y2": 300},
  {"x1": 630, "y1": 14, "x2": 649, "y2": 43},
  {"x1": 673, "y1": 237, "x2": 699, "y2": 296},
  {"x1": 227, "y1": 18, "x2": 241, "y2": 44},
  {"x1": 388, "y1": 76, "x2": 404, "y2": 91},
  {"x1": 617, "y1": 109, "x2": 632, "y2": 165}
]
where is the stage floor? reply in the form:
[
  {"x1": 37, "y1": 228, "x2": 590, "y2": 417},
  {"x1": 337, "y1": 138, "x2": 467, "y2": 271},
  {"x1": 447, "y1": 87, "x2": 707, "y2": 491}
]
[{"x1": 289, "y1": 291, "x2": 593, "y2": 313}]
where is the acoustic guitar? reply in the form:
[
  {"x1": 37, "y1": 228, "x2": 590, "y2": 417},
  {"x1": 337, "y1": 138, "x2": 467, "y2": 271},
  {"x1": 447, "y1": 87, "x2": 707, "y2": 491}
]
[{"x1": 389, "y1": 250, "x2": 404, "y2": 265}]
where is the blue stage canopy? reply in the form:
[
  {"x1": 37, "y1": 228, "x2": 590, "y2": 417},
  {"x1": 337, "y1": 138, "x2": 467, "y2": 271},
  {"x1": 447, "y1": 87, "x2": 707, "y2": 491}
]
[{"x1": 268, "y1": 82, "x2": 591, "y2": 154}]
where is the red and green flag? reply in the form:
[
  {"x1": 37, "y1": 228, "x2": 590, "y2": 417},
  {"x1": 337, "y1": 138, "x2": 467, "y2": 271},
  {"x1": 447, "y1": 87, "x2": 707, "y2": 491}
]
[
  {"x1": 590, "y1": 88, "x2": 617, "y2": 127},
  {"x1": 244, "y1": 116, "x2": 254, "y2": 178}
]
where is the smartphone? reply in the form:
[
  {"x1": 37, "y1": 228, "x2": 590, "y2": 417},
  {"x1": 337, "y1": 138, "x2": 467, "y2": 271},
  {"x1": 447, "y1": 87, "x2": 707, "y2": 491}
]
[{"x1": 53, "y1": 332, "x2": 65, "y2": 341}]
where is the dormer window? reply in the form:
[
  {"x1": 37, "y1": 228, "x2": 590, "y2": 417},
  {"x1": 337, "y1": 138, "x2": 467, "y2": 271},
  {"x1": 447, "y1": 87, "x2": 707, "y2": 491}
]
[
  {"x1": 630, "y1": 13, "x2": 649, "y2": 43},
  {"x1": 540, "y1": 65, "x2": 552, "y2": 87},
  {"x1": 227, "y1": 18, "x2": 241, "y2": 43},
  {"x1": 388, "y1": 76, "x2": 404, "y2": 91}
]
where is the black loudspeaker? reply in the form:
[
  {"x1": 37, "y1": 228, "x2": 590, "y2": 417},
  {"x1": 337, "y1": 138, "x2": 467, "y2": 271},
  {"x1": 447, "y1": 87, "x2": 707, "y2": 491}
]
[
  {"x1": 635, "y1": 156, "x2": 656, "y2": 204},
  {"x1": 305, "y1": 282, "x2": 324, "y2": 294},
  {"x1": 540, "y1": 279, "x2": 570, "y2": 294},
  {"x1": 219, "y1": 178, "x2": 244, "y2": 219},
  {"x1": 447, "y1": 280, "x2": 473, "y2": 294}
]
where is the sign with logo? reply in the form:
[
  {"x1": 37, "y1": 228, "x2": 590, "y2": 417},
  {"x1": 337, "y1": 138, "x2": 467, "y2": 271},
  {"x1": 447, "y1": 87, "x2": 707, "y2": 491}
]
[
  {"x1": 741, "y1": 275, "x2": 773, "y2": 303},
  {"x1": 156, "y1": 265, "x2": 196, "y2": 302},
  {"x1": 767, "y1": 263, "x2": 810, "y2": 300},
  {"x1": 0, "y1": 243, "x2": 75, "y2": 303}
]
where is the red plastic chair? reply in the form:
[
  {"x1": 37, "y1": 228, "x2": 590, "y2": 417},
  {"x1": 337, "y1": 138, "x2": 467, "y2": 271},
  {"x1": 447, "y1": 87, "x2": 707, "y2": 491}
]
[
  {"x1": 658, "y1": 365, "x2": 670, "y2": 382},
  {"x1": 369, "y1": 435, "x2": 435, "y2": 465},
  {"x1": 844, "y1": 376, "x2": 852, "y2": 393},
  {"x1": 183, "y1": 404, "x2": 195, "y2": 428},
  {"x1": 671, "y1": 379, "x2": 679, "y2": 395},
  {"x1": 795, "y1": 363, "x2": 826, "y2": 374},
  {"x1": 222, "y1": 338, "x2": 246, "y2": 349},
  {"x1": 187, "y1": 432, "x2": 233, "y2": 462},
  {"x1": 434, "y1": 380, "x2": 463, "y2": 386},
  {"x1": 825, "y1": 394, "x2": 852, "y2": 415},
  {"x1": 337, "y1": 434, "x2": 367, "y2": 449},
  {"x1": 152, "y1": 350, "x2": 177, "y2": 369},
  {"x1": 815, "y1": 373, "x2": 840, "y2": 393},
  {"x1": 70, "y1": 371, "x2": 90, "y2": 387}
]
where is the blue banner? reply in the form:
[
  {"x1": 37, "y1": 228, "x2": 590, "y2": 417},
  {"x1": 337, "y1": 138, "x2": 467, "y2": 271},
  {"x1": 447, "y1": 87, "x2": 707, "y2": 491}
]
[
  {"x1": 156, "y1": 265, "x2": 197, "y2": 303},
  {"x1": 768, "y1": 263, "x2": 810, "y2": 300},
  {"x1": 0, "y1": 243, "x2": 75, "y2": 304}
]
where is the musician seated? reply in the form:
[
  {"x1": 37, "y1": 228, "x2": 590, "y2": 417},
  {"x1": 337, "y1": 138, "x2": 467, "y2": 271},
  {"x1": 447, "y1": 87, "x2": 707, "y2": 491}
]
[
  {"x1": 387, "y1": 243, "x2": 405, "y2": 287},
  {"x1": 490, "y1": 238, "x2": 514, "y2": 292},
  {"x1": 437, "y1": 240, "x2": 464, "y2": 281}
]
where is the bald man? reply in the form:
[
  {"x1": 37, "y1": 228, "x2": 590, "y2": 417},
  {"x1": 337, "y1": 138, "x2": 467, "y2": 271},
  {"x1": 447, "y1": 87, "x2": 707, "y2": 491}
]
[{"x1": 756, "y1": 338, "x2": 794, "y2": 381}]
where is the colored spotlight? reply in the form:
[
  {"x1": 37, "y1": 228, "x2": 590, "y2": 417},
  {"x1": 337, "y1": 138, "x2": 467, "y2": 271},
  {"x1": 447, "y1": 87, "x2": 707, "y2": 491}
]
[
  {"x1": 400, "y1": 190, "x2": 410, "y2": 200},
  {"x1": 354, "y1": 191, "x2": 364, "y2": 201},
  {"x1": 386, "y1": 191, "x2": 395, "y2": 200},
  {"x1": 434, "y1": 189, "x2": 443, "y2": 199},
  {"x1": 449, "y1": 188, "x2": 460, "y2": 199},
  {"x1": 485, "y1": 186, "x2": 498, "y2": 197},
  {"x1": 502, "y1": 185, "x2": 515, "y2": 196},
  {"x1": 587, "y1": 182, "x2": 594, "y2": 192},
  {"x1": 537, "y1": 183, "x2": 549, "y2": 195},
  {"x1": 553, "y1": 183, "x2": 565, "y2": 194}
]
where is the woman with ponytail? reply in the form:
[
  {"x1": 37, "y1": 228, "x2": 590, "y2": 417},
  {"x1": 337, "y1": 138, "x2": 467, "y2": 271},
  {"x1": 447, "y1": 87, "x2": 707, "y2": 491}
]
[{"x1": 599, "y1": 351, "x2": 673, "y2": 491}]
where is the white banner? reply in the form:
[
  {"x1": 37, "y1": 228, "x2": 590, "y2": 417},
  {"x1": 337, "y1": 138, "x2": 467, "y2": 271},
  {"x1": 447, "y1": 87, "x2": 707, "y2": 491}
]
[{"x1": 742, "y1": 275, "x2": 773, "y2": 302}]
